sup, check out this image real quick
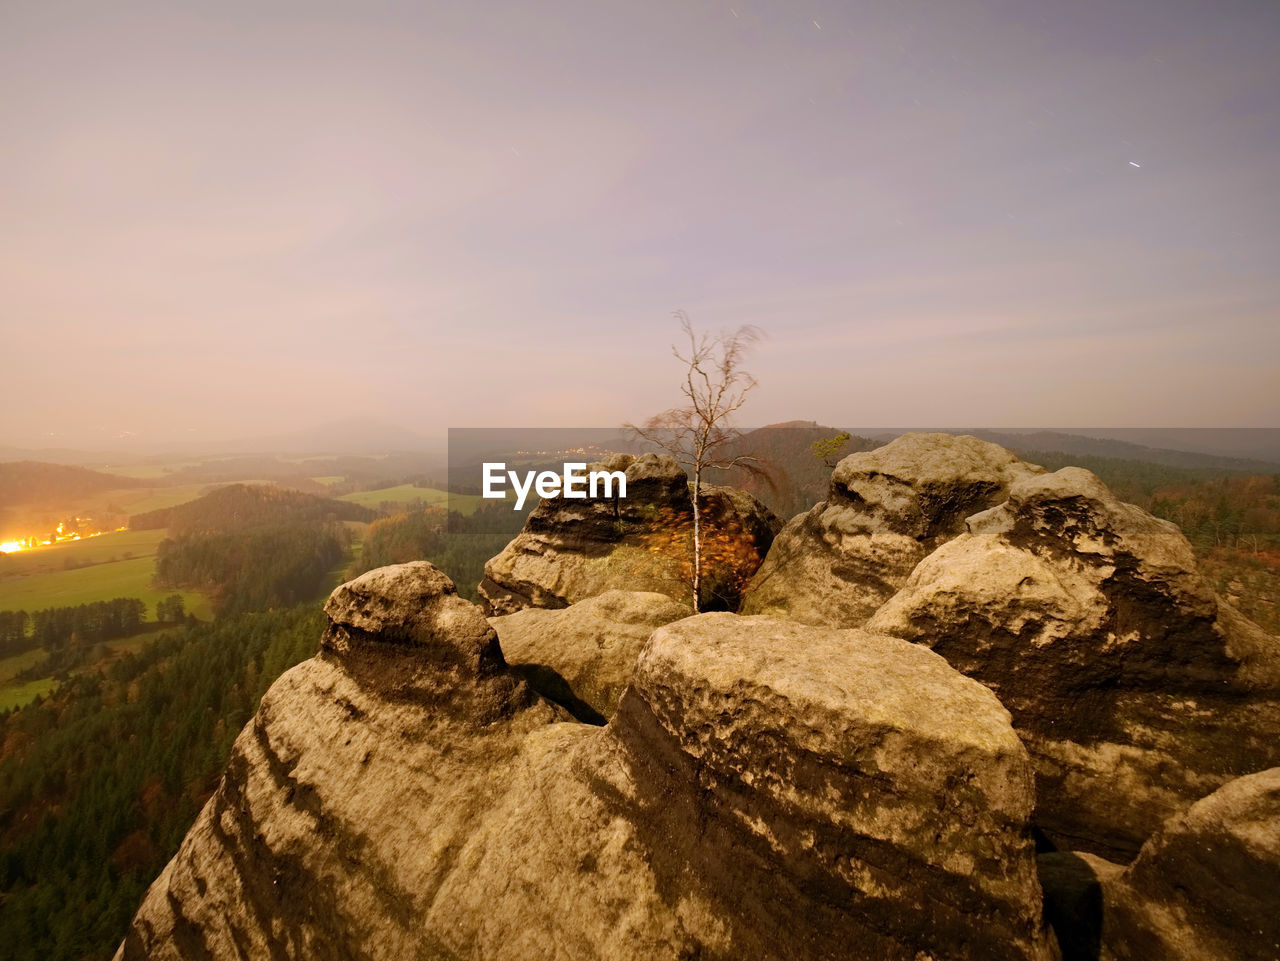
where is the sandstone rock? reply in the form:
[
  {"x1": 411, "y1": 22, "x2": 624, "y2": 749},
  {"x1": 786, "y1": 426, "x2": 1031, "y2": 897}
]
[
  {"x1": 740, "y1": 432, "x2": 1040, "y2": 626},
  {"x1": 1103, "y1": 767, "x2": 1280, "y2": 961},
  {"x1": 490, "y1": 589, "x2": 693, "y2": 722},
  {"x1": 479, "y1": 453, "x2": 779, "y2": 615},
  {"x1": 325, "y1": 561, "x2": 498, "y2": 664},
  {"x1": 619, "y1": 614, "x2": 1056, "y2": 961},
  {"x1": 867, "y1": 467, "x2": 1280, "y2": 859},
  {"x1": 118, "y1": 565, "x2": 1055, "y2": 961}
]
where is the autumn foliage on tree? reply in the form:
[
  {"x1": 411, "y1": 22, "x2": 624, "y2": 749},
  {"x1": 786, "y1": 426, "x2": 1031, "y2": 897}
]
[{"x1": 639, "y1": 500, "x2": 766, "y2": 611}]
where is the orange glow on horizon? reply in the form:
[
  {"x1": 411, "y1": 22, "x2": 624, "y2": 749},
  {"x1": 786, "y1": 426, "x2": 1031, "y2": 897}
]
[{"x1": 0, "y1": 527, "x2": 130, "y2": 555}]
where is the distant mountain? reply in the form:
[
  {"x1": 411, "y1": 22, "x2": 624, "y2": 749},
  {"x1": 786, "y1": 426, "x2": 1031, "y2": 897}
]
[
  {"x1": 1050, "y1": 428, "x2": 1280, "y2": 465},
  {"x1": 215, "y1": 419, "x2": 439, "y2": 455},
  {"x1": 863, "y1": 429, "x2": 1280, "y2": 473},
  {"x1": 721, "y1": 422, "x2": 876, "y2": 518},
  {"x1": 0, "y1": 461, "x2": 141, "y2": 506},
  {"x1": 0, "y1": 447, "x2": 153, "y2": 469},
  {"x1": 0, "y1": 420, "x2": 442, "y2": 460}
]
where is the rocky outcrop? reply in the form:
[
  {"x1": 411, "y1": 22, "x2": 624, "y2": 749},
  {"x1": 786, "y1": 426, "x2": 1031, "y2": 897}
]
[
  {"x1": 479, "y1": 453, "x2": 780, "y2": 615},
  {"x1": 740, "y1": 433, "x2": 1041, "y2": 626},
  {"x1": 1102, "y1": 767, "x2": 1280, "y2": 961},
  {"x1": 867, "y1": 467, "x2": 1280, "y2": 859},
  {"x1": 118, "y1": 562, "x2": 1056, "y2": 961},
  {"x1": 490, "y1": 589, "x2": 693, "y2": 722}
]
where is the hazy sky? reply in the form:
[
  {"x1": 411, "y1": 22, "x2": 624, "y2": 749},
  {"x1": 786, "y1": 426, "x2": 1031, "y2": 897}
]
[{"x1": 3, "y1": 0, "x2": 1277, "y2": 448}]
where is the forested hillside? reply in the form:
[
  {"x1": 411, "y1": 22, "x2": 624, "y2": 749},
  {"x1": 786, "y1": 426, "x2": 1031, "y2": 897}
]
[
  {"x1": 971, "y1": 429, "x2": 1280, "y2": 472},
  {"x1": 352, "y1": 502, "x2": 528, "y2": 601},
  {"x1": 155, "y1": 524, "x2": 350, "y2": 615},
  {"x1": 719, "y1": 423, "x2": 875, "y2": 518},
  {"x1": 0, "y1": 463, "x2": 141, "y2": 507},
  {"x1": 129, "y1": 483, "x2": 373, "y2": 532},
  {"x1": 1018, "y1": 451, "x2": 1280, "y2": 546},
  {"x1": 0, "y1": 606, "x2": 323, "y2": 960}
]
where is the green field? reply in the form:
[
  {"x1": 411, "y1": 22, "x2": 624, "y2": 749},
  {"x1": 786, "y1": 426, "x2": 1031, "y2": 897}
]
[
  {"x1": 0, "y1": 647, "x2": 47, "y2": 684},
  {"x1": 0, "y1": 630, "x2": 177, "y2": 711},
  {"x1": 109, "y1": 484, "x2": 211, "y2": 514},
  {"x1": 337, "y1": 485, "x2": 487, "y2": 513},
  {"x1": 0, "y1": 677, "x2": 57, "y2": 711},
  {"x1": 13, "y1": 483, "x2": 210, "y2": 521},
  {"x1": 0, "y1": 557, "x2": 211, "y2": 619},
  {"x1": 0, "y1": 529, "x2": 211, "y2": 619},
  {"x1": 0, "y1": 528, "x2": 212, "y2": 710}
]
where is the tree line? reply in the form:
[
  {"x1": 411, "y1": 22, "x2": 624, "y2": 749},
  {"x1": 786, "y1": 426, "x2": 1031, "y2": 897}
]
[
  {"x1": 155, "y1": 523, "x2": 350, "y2": 616},
  {"x1": 1020, "y1": 450, "x2": 1280, "y2": 552},
  {"x1": 0, "y1": 599, "x2": 156, "y2": 659}
]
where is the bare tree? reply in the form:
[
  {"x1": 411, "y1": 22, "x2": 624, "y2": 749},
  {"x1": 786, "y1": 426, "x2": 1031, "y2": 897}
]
[{"x1": 627, "y1": 311, "x2": 764, "y2": 611}]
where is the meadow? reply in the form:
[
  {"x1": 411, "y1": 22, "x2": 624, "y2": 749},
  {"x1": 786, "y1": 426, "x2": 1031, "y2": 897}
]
[
  {"x1": 0, "y1": 678, "x2": 57, "y2": 712},
  {"x1": 101, "y1": 462, "x2": 204, "y2": 480},
  {"x1": 338, "y1": 484, "x2": 488, "y2": 513},
  {"x1": 97, "y1": 483, "x2": 213, "y2": 514},
  {"x1": 0, "y1": 647, "x2": 47, "y2": 684},
  {"x1": 0, "y1": 529, "x2": 212, "y2": 620}
]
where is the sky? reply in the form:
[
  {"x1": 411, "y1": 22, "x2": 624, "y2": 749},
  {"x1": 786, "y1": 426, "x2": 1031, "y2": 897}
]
[{"x1": 2, "y1": 0, "x2": 1278, "y2": 449}]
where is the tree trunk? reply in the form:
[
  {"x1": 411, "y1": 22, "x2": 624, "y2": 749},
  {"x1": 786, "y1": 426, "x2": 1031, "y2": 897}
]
[{"x1": 692, "y1": 467, "x2": 702, "y2": 612}]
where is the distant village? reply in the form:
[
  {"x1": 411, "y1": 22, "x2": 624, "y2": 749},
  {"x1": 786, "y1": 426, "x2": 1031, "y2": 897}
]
[{"x1": 0, "y1": 518, "x2": 124, "y2": 555}]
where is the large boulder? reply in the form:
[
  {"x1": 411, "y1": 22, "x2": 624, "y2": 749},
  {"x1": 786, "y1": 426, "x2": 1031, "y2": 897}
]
[
  {"x1": 867, "y1": 467, "x2": 1280, "y2": 859},
  {"x1": 118, "y1": 563, "x2": 1056, "y2": 961},
  {"x1": 1102, "y1": 767, "x2": 1280, "y2": 961},
  {"x1": 490, "y1": 589, "x2": 693, "y2": 721},
  {"x1": 740, "y1": 433, "x2": 1040, "y2": 626},
  {"x1": 619, "y1": 614, "x2": 1056, "y2": 961},
  {"x1": 479, "y1": 453, "x2": 780, "y2": 615}
]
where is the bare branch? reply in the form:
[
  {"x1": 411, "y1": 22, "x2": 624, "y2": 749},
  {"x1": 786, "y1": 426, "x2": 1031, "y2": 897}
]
[{"x1": 624, "y1": 314, "x2": 767, "y2": 611}]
